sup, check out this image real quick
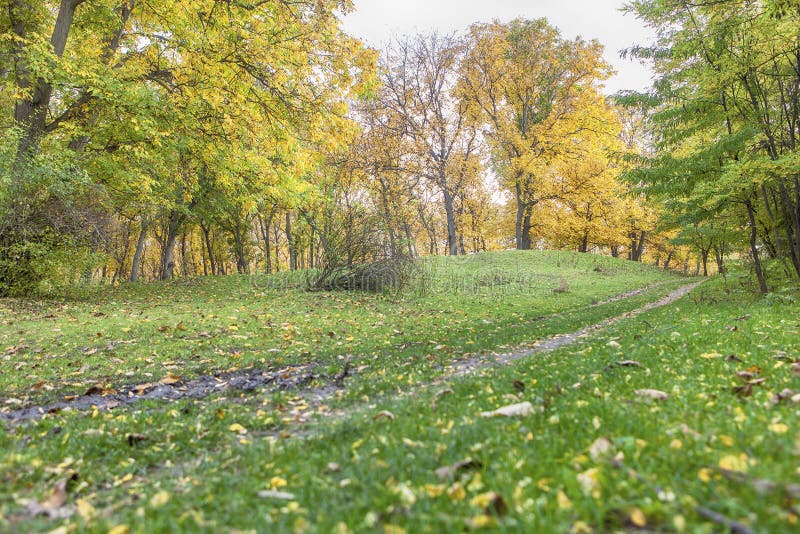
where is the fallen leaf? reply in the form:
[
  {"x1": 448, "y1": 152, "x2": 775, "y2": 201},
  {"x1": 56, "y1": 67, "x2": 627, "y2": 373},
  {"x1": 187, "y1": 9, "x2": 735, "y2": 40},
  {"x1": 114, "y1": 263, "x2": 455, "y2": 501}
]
[
  {"x1": 374, "y1": 410, "x2": 395, "y2": 421},
  {"x1": 635, "y1": 389, "x2": 668, "y2": 401},
  {"x1": 629, "y1": 507, "x2": 647, "y2": 527},
  {"x1": 132, "y1": 383, "x2": 156, "y2": 395},
  {"x1": 479, "y1": 401, "x2": 536, "y2": 418},
  {"x1": 159, "y1": 374, "x2": 181, "y2": 385},
  {"x1": 588, "y1": 437, "x2": 614, "y2": 462},
  {"x1": 435, "y1": 458, "x2": 483, "y2": 481},
  {"x1": 76, "y1": 498, "x2": 96, "y2": 521},
  {"x1": 26, "y1": 478, "x2": 74, "y2": 519},
  {"x1": 719, "y1": 454, "x2": 749, "y2": 473},
  {"x1": 469, "y1": 491, "x2": 508, "y2": 517},
  {"x1": 127, "y1": 433, "x2": 148, "y2": 446},
  {"x1": 229, "y1": 423, "x2": 247, "y2": 434},
  {"x1": 577, "y1": 467, "x2": 600, "y2": 495},
  {"x1": 257, "y1": 490, "x2": 296, "y2": 500},
  {"x1": 770, "y1": 389, "x2": 798, "y2": 406}
]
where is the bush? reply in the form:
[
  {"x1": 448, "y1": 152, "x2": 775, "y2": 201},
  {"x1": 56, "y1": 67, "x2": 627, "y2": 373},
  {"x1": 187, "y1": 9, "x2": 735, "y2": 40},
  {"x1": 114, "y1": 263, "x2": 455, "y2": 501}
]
[
  {"x1": 311, "y1": 255, "x2": 416, "y2": 293},
  {"x1": 0, "y1": 237, "x2": 99, "y2": 297}
]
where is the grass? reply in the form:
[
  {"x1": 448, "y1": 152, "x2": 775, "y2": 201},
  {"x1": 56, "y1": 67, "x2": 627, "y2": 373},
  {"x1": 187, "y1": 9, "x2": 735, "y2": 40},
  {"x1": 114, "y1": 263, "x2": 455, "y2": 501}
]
[
  {"x1": 0, "y1": 250, "x2": 677, "y2": 405},
  {"x1": 3, "y1": 251, "x2": 798, "y2": 532}
]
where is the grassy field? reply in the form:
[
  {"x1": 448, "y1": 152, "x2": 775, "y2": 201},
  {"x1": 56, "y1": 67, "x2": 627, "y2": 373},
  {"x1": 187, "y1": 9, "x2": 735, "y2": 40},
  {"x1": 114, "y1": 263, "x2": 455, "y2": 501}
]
[{"x1": 2, "y1": 252, "x2": 798, "y2": 533}]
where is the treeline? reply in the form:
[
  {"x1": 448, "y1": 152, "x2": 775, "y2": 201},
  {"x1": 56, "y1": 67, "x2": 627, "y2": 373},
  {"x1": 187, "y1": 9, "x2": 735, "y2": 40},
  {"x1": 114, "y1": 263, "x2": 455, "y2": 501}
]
[
  {"x1": 0, "y1": 1, "x2": 736, "y2": 295},
  {"x1": 625, "y1": 0, "x2": 800, "y2": 292}
]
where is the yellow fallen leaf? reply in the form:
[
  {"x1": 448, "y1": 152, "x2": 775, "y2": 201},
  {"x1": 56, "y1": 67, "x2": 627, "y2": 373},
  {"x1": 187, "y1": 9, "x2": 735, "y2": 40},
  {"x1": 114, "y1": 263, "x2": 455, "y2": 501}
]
[
  {"x1": 270, "y1": 476, "x2": 288, "y2": 489},
  {"x1": 107, "y1": 526, "x2": 130, "y2": 534},
  {"x1": 557, "y1": 490, "x2": 572, "y2": 509},
  {"x1": 629, "y1": 507, "x2": 647, "y2": 527},
  {"x1": 447, "y1": 483, "x2": 466, "y2": 501},
  {"x1": 768, "y1": 423, "x2": 789, "y2": 435},
  {"x1": 424, "y1": 484, "x2": 445, "y2": 497},
  {"x1": 76, "y1": 498, "x2": 96, "y2": 521},
  {"x1": 466, "y1": 514, "x2": 495, "y2": 528},
  {"x1": 229, "y1": 423, "x2": 247, "y2": 434},
  {"x1": 698, "y1": 468, "x2": 712, "y2": 483},
  {"x1": 149, "y1": 491, "x2": 170, "y2": 508},
  {"x1": 719, "y1": 454, "x2": 749, "y2": 473}
]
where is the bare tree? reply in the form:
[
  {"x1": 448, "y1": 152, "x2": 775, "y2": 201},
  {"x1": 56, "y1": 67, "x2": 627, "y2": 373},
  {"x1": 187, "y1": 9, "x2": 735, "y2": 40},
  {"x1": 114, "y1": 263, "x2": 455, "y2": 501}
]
[{"x1": 381, "y1": 33, "x2": 481, "y2": 256}]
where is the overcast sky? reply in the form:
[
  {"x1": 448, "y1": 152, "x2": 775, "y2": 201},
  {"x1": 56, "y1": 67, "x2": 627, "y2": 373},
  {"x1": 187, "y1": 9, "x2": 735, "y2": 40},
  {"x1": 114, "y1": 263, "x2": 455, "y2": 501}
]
[{"x1": 341, "y1": 0, "x2": 655, "y2": 95}]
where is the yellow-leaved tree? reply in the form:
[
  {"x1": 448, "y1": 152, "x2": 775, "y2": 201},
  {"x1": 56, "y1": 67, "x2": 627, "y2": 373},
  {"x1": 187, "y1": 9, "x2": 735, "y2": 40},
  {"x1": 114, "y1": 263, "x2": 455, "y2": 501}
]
[{"x1": 459, "y1": 18, "x2": 613, "y2": 250}]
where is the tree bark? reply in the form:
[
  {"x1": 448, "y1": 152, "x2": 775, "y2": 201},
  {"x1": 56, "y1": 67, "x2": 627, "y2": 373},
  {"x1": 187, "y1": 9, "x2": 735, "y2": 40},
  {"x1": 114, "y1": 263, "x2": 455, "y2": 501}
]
[
  {"x1": 746, "y1": 199, "x2": 768, "y2": 295},
  {"x1": 129, "y1": 217, "x2": 148, "y2": 282},
  {"x1": 286, "y1": 212, "x2": 297, "y2": 271},
  {"x1": 12, "y1": 0, "x2": 85, "y2": 164},
  {"x1": 159, "y1": 211, "x2": 182, "y2": 281},
  {"x1": 442, "y1": 188, "x2": 459, "y2": 256},
  {"x1": 200, "y1": 224, "x2": 216, "y2": 276}
]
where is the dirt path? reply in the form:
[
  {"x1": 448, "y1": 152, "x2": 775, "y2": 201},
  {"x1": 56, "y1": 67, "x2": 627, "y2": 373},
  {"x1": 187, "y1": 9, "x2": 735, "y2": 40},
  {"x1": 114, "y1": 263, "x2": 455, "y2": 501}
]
[
  {"x1": 443, "y1": 280, "x2": 704, "y2": 378},
  {"x1": 1, "y1": 280, "x2": 702, "y2": 424}
]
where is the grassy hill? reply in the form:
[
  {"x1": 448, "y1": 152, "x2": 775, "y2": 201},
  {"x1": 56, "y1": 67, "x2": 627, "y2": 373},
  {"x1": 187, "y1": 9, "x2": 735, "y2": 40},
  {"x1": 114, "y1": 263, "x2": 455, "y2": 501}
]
[{"x1": 2, "y1": 252, "x2": 798, "y2": 532}]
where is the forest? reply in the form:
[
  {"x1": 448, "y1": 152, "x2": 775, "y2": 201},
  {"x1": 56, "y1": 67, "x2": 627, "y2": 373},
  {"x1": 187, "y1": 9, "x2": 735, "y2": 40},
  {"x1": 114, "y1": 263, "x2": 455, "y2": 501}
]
[
  {"x1": 3, "y1": 0, "x2": 797, "y2": 296},
  {"x1": 2, "y1": 2, "x2": 800, "y2": 533}
]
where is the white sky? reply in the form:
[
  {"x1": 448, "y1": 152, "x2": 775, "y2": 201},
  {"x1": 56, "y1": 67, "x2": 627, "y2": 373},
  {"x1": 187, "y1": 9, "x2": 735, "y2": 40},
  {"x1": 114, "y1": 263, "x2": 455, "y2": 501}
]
[{"x1": 341, "y1": 0, "x2": 655, "y2": 95}]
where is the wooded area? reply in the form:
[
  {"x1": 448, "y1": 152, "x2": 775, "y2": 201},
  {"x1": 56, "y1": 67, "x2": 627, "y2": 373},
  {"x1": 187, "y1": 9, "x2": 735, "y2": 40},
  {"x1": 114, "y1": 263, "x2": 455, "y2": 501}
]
[
  {"x1": 1, "y1": 0, "x2": 799, "y2": 296},
  {"x1": 3, "y1": 2, "x2": 800, "y2": 532}
]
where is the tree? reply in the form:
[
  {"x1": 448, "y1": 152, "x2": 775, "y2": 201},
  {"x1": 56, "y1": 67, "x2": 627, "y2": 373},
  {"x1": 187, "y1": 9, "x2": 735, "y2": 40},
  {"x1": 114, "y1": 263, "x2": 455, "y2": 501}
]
[
  {"x1": 624, "y1": 0, "x2": 800, "y2": 292},
  {"x1": 381, "y1": 33, "x2": 482, "y2": 256},
  {"x1": 460, "y1": 18, "x2": 613, "y2": 249}
]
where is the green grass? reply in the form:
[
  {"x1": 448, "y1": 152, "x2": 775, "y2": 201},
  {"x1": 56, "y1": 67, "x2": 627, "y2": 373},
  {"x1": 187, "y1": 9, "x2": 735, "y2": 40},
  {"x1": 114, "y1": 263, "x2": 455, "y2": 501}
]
[
  {"x1": 0, "y1": 251, "x2": 677, "y2": 405},
  {"x1": 4, "y1": 252, "x2": 798, "y2": 533}
]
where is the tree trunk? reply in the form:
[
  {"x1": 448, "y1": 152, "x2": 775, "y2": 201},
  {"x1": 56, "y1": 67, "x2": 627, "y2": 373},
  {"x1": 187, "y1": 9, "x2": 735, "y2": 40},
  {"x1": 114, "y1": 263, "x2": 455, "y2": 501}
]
[
  {"x1": 746, "y1": 199, "x2": 768, "y2": 295},
  {"x1": 180, "y1": 232, "x2": 189, "y2": 277},
  {"x1": 12, "y1": 0, "x2": 84, "y2": 166},
  {"x1": 701, "y1": 247, "x2": 709, "y2": 277},
  {"x1": 515, "y1": 181, "x2": 524, "y2": 249},
  {"x1": 273, "y1": 221, "x2": 282, "y2": 272},
  {"x1": 202, "y1": 224, "x2": 217, "y2": 275},
  {"x1": 159, "y1": 211, "x2": 182, "y2": 281},
  {"x1": 442, "y1": 188, "x2": 459, "y2": 256},
  {"x1": 285, "y1": 212, "x2": 297, "y2": 271},
  {"x1": 258, "y1": 213, "x2": 273, "y2": 274},
  {"x1": 403, "y1": 222, "x2": 416, "y2": 257},
  {"x1": 233, "y1": 225, "x2": 248, "y2": 274},
  {"x1": 578, "y1": 233, "x2": 589, "y2": 253},
  {"x1": 713, "y1": 243, "x2": 726, "y2": 276},
  {"x1": 519, "y1": 209, "x2": 533, "y2": 250},
  {"x1": 129, "y1": 218, "x2": 148, "y2": 282}
]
